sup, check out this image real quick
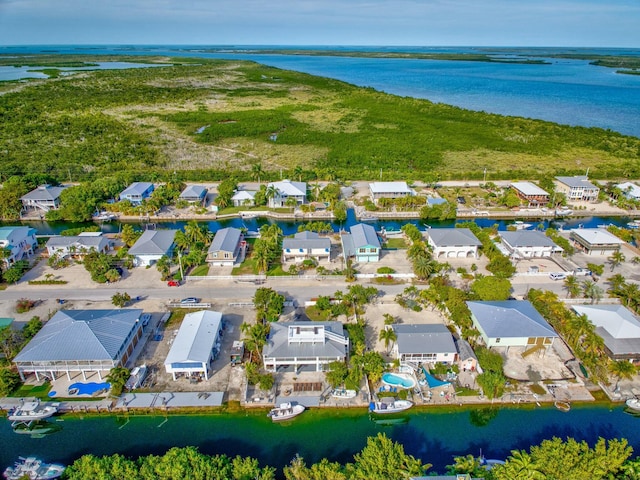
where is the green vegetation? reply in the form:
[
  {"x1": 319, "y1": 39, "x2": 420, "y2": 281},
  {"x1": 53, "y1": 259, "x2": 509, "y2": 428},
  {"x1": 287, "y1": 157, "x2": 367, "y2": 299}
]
[{"x1": 0, "y1": 316, "x2": 43, "y2": 396}]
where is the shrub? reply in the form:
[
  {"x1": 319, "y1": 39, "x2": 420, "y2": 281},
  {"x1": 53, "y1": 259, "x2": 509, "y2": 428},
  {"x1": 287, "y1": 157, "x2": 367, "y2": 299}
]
[{"x1": 15, "y1": 298, "x2": 36, "y2": 314}]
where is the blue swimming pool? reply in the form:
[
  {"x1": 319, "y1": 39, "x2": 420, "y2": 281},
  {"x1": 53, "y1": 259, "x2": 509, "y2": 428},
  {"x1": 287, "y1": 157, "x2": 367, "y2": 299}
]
[
  {"x1": 68, "y1": 381, "x2": 110, "y2": 396},
  {"x1": 381, "y1": 372, "x2": 416, "y2": 389}
]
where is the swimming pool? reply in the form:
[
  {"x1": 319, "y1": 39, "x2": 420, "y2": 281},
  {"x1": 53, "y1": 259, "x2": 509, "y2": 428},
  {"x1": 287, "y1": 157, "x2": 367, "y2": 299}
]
[
  {"x1": 382, "y1": 372, "x2": 416, "y2": 389},
  {"x1": 67, "y1": 381, "x2": 111, "y2": 396}
]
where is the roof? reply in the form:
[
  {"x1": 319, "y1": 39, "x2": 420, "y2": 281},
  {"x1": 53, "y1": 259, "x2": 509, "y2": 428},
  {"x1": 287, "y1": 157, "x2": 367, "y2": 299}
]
[
  {"x1": 263, "y1": 321, "x2": 347, "y2": 360},
  {"x1": 428, "y1": 228, "x2": 482, "y2": 247},
  {"x1": 369, "y1": 181, "x2": 413, "y2": 194},
  {"x1": 570, "y1": 228, "x2": 625, "y2": 246},
  {"x1": 350, "y1": 223, "x2": 381, "y2": 249},
  {"x1": 179, "y1": 185, "x2": 207, "y2": 199},
  {"x1": 427, "y1": 197, "x2": 448, "y2": 206},
  {"x1": 268, "y1": 180, "x2": 306, "y2": 196},
  {"x1": 231, "y1": 190, "x2": 256, "y2": 201},
  {"x1": 128, "y1": 229, "x2": 177, "y2": 256},
  {"x1": 555, "y1": 175, "x2": 598, "y2": 189},
  {"x1": 208, "y1": 227, "x2": 242, "y2": 254},
  {"x1": 165, "y1": 311, "x2": 222, "y2": 366},
  {"x1": 455, "y1": 338, "x2": 477, "y2": 361},
  {"x1": 283, "y1": 231, "x2": 331, "y2": 250},
  {"x1": 572, "y1": 304, "x2": 640, "y2": 356},
  {"x1": 511, "y1": 181, "x2": 549, "y2": 196},
  {"x1": 467, "y1": 300, "x2": 558, "y2": 339},
  {"x1": 499, "y1": 230, "x2": 560, "y2": 249},
  {"x1": 392, "y1": 324, "x2": 456, "y2": 355},
  {"x1": 47, "y1": 235, "x2": 108, "y2": 249},
  {"x1": 616, "y1": 182, "x2": 640, "y2": 199},
  {"x1": 20, "y1": 184, "x2": 67, "y2": 202},
  {"x1": 120, "y1": 182, "x2": 154, "y2": 197},
  {"x1": 14, "y1": 309, "x2": 142, "y2": 362},
  {"x1": 0, "y1": 226, "x2": 36, "y2": 242}
]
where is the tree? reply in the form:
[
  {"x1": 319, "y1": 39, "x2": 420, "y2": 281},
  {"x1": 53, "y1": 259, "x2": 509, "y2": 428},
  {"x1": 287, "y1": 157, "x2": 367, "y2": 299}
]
[
  {"x1": 106, "y1": 366, "x2": 130, "y2": 397},
  {"x1": 378, "y1": 327, "x2": 397, "y2": 354},
  {"x1": 0, "y1": 366, "x2": 21, "y2": 397},
  {"x1": 112, "y1": 292, "x2": 131, "y2": 308},
  {"x1": 265, "y1": 184, "x2": 278, "y2": 207},
  {"x1": 563, "y1": 275, "x2": 582, "y2": 298},
  {"x1": 348, "y1": 432, "x2": 428, "y2": 479},
  {"x1": 609, "y1": 250, "x2": 626, "y2": 271},
  {"x1": 156, "y1": 255, "x2": 172, "y2": 281},
  {"x1": 412, "y1": 255, "x2": 437, "y2": 281},
  {"x1": 326, "y1": 361, "x2": 349, "y2": 388},
  {"x1": 492, "y1": 450, "x2": 545, "y2": 480},
  {"x1": 251, "y1": 162, "x2": 264, "y2": 185},
  {"x1": 582, "y1": 279, "x2": 604, "y2": 304},
  {"x1": 470, "y1": 276, "x2": 512, "y2": 301},
  {"x1": 284, "y1": 455, "x2": 346, "y2": 480},
  {"x1": 121, "y1": 224, "x2": 141, "y2": 247},
  {"x1": 609, "y1": 360, "x2": 637, "y2": 391}
]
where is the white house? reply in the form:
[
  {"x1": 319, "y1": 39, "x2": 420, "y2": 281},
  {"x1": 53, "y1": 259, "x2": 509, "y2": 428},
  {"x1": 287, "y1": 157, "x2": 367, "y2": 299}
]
[
  {"x1": 0, "y1": 226, "x2": 38, "y2": 267},
  {"x1": 369, "y1": 182, "x2": 415, "y2": 203},
  {"x1": 498, "y1": 230, "x2": 563, "y2": 258},
  {"x1": 164, "y1": 310, "x2": 222, "y2": 381},
  {"x1": 231, "y1": 190, "x2": 256, "y2": 207},
  {"x1": 554, "y1": 176, "x2": 600, "y2": 202},
  {"x1": 616, "y1": 182, "x2": 640, "y2": 201},
  {"x1": 46, "y1": 232, "x2": 111, "y2": 258},
  {"x1": 427, "y1": 228, "x2": 482, "y2": 258},
  {"x1": 119, "y1": 182, "x2": 154, "y2": 206},
  {"x1": 20, "y1": 184, "x2": 67, "y2": 212},
  {"x1": 569, "y1": 228, "x2": 625, "y2": 256},
  {"x1": 179, "y1": 185, "x2": 208, "y2": 206},
  {"x1": 128, "y1": 229, "x2": 177, "y2": 266},
  {"x1": 267, "y1": 180, "x2": 306, "y2": 208},
  {"x1": 391, "y1": 324, "x2": 457, "y2": 365},
  {"x1": 282, "y1": 231, "x2": 331, "y2": 263}
]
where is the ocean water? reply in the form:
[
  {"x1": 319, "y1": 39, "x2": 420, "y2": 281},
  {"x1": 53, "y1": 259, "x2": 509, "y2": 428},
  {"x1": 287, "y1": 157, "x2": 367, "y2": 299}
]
[{"x1": 1, "y1": 45, "x2": 639, "y2": 138}]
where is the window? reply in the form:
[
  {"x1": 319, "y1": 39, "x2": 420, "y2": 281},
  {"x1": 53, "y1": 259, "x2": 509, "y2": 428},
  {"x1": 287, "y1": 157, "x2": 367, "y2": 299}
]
[
  {"x1": 495, "y1": 338, "x2": 501, "y2": 343},
  {"x1": 358, "y1": 248, "x2": 366, "y2": 253},
  {"x1": 212, "y1": 253, "x2": 218, "y2": 258}
]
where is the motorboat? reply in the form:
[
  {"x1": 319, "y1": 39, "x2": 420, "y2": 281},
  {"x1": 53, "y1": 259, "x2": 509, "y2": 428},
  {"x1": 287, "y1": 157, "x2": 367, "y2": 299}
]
[
  {"x1": 331, "y1": 389, "x2": 357, "y2": 399},
  {"x1": 369, "y1": 399, "x2": 413, "y2": 414},
  {"x1": 12, "y1": 420, "x2": 62, "y2": 437},
  {"x1": 554, "y1": 400, "x2": 571, "y2": 412},
  {"x1": 92, "y1": 211, "x2": 117, "y2": 222},
  {"x1": 511, "y1": 221, "x2": 533, "y2": 230},
  {"x1": 125, "y1": 365, "x2": 148, "y2": 390},
  {"x1": 7, "y1": 400, "x2": 58, "y2": 423},
  {"x1": 267, "y1": 402, "x2": 305, "y2": 421},
  {"x1": 626, "y1": 398, "x2": 640, "y2": 411},
  {"x1": 3, "y1": 457, "x2": 65, "y2": 480},
  {"x1": 627, "y1": 220, "x2": 640, "y2": 229}
]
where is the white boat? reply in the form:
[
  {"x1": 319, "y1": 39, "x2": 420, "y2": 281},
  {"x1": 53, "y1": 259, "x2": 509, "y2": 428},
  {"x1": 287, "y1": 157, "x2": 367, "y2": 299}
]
[
  {"x1": 626, "y1": 398, "x2": 640, "y2": 411},
  {"x1": 331, "y1": 389, "x2": 357, "y2": 399},
  {"x1": 3, "y1": 457, "x2": 65, "y2": 480},
  {"x1": 369, "y1": 399, "x2": 413, "y2": 414},
  {"x1": 125, "y1": 365, "x2": 148, "y2": 390},
  {"x1": 555, "y1": 208, "x2": 573, "y2": 216},
  {"x1": 360, "y1": 215, "x2": 379, "y2": 222},
  {"x1": 627, "y1": 221, "x2": 640, "y2": 229},
  {"x1": 267, "y1": 402, "x2": 305, "y2": 421},
  {"x1": 7, "y1": 400, "x2": 58, "y2": 423},
  {"x1": 512, "y1": 221, "x2": 533, "y2": 230},
  {"x1": 92, "y1": 211, "x2": 117, "y2": 222}
]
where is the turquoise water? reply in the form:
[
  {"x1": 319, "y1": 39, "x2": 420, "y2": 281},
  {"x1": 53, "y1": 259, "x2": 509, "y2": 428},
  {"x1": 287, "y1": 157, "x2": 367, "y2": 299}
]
[
  {"x1": 382, "y1": 372, "x2": 416, "y2": 388},
  {"x1": 1, "y1": 405, "x2": 638, "y2": 474}
]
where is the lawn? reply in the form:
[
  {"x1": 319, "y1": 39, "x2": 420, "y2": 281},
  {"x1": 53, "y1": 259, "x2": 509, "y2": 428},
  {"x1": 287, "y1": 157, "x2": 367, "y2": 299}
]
[
  {"x1": 383, "y1": 238, "x2": 407, "y2": 249},
  {"x1": 11, "y1": 382, "x2": 52, "y2": 400}
]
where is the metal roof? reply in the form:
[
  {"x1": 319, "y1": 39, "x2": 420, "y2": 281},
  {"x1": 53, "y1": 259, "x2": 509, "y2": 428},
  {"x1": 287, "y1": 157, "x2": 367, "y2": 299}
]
[
  {"x1": 0, "y1": 226, "x2": 36, "y2": 242},
  {"x1": 555, "y1": 175, "x2": 597, "y2": 189},
  {"x1": 120, "y1": 182, "x2": 154, "y2": 197},
  {"x1": 510, "y1": 181, "x2": 549, "y2": 196},
  {"x1": 499, "y1": 230, "x2": 559, "y2": 248},
  {"x1": 208, "y1": 227, "x2": 242, "y2": 254},
  {"x1": 570, "y1": 228, "x2": 625, "y2": 246},
  {"x1": 573, "y1": 305, "x2": 640, "y2": 356},
  {"x1": 467, "y1": 300, "x2": 557, "y2": 339},
  {"x1": 20, "y1": 185, "x2": 67, "y2": 201},
  {"x1": 14, "y1": 309, "x2": 143, "y2": 362},
  {"x1": 268, "y1": 180, "x2": 306, "y2": 196},
  {"x1": 350, "y1": 223, "x2": 380, "y2": 249},
  {"x1": 46, "y1": 235, "x2": 109, "y2": 249},
  {"x1": 164, "y1": 311, "x2": 222, "y2": 366},
  {"x1": 393, "y1": 324, "x2": 457, "y2": 355},
  {"x1": 231, "y1": 190, "x2": 256, "y2": 201},
  {"x1": 179, "y1": 185, "x2": 207, "y2": 199},
  {"x1": 282, "y1": 231, "x2": 330, "y2": 250},
  {"x1": 128, "y1": 229, "x2": 177, "y2": 256},
  {"x1": 617, "y1": 182, "x2": 640, "y2": 199},
  {"x1": 428, "y1": 228, "x2": 482, "y2": 247},
  {"x1": 369, "y1": 181, "x2": 413, "y2": 194},
  {"x1": 263, "y1": 321, "x2": 347, "y2": 360}
]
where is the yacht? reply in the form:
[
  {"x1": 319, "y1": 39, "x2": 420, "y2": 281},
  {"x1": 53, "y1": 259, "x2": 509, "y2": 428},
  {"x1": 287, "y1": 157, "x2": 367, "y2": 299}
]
[
  {"x1": 3, "y1": 457, "x2": 65, "y2": 480},
  {"x1": 267, "y1": 402, "x2": 305, "y2": 421}
]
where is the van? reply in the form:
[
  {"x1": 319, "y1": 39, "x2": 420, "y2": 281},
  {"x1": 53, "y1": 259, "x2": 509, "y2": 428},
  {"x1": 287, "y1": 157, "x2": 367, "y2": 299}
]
[
  {"x1": 574, "y1": 268, "x2": 592, "y2": 276},
  {"x1": 549, "y1": 272, "x2": 567, "y2": 281}
]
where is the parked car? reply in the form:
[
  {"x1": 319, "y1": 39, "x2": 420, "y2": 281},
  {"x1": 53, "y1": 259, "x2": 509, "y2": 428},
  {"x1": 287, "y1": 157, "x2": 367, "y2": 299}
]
[
  {"x1": 457, "y1": 196, "x2": 466, "y2": 204},
  {"x1": 180, "y1": 297, "x2": 200, "y2": 304},
  {"x1": 167, "y1": 280, "x2": 181, "y2": 287},
  {"x1": 574, "y1": 268, "x2": 592, "y2": 276},
  {"x1": 549, "y1": 272, "x2": 567, "y2": 281}
]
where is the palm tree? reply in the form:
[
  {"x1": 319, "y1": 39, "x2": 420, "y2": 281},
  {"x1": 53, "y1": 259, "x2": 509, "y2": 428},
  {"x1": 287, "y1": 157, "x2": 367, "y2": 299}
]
[
  {"x1": 413, "y1": 255, "x2": 437, "y2": 280},
  {"x1": 609, "y1": 360, "x2": 637, "y2": 391},
  {"x1": 563, "y1": 275, "x2": 581, "y2": 298},
  {"x1": 252, "y1": 243, "x2": 270, "y2": 274},
  {"x1": 608, "y1": 273, "x2": 627, "y2": 294},
  {"x1": 378, "y1": 327, "x2": 397, "y2": 354},
  {"x1": 265, "y1": 184, "x2": 278, "y2": 207},
  {"x1": 619, "y1": 282, "x2": 640, "y2": 312},
  {"x1": 499, "y1": 450, "x2": 545, "y2": 480},
  {"x1": 293, "y1": 165, "x2": 303, "y2": 182},
  {"x1": 251, "y1": 162, "x2": 264, "y2": 186},
  {"x1": 608, "y1": 250, "x2": 626, "y2": 271},
  {"x1": 566, "y1": 313, "x2": 593, "y2": 346},
  {"x1": 582, "y1": 279, "x2": 604, "y2": 304},
  {"x1": 106, "y1": 366, "x2": 130, "y2": 397}
]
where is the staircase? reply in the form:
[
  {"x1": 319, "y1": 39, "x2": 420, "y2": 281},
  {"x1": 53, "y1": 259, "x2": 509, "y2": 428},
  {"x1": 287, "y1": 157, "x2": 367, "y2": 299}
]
[{"x1": 522, "y1": 344, "x2": 545, "y2": 358}]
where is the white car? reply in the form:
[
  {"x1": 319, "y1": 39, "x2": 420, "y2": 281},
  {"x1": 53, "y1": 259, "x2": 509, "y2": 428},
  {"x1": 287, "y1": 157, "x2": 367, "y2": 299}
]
[{"x1": 549, "y1": 272, "x2": 567, "y2": 281}]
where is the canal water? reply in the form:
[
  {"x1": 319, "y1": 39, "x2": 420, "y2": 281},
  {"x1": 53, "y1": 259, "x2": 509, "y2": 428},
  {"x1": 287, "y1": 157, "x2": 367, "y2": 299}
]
[{"x1": 1, "y1": 404, "x2": 638, "y2": 474}]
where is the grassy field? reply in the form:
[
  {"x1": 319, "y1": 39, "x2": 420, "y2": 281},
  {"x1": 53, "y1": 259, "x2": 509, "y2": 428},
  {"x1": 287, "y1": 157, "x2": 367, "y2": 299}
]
[{"x1": 1, "y1": 54, "x2": 639, "y2": 182}]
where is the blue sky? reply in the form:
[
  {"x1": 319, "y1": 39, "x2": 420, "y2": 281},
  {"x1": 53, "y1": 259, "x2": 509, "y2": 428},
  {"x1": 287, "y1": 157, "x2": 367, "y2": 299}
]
[{"x1": 0, "y1": 0, "x2": 638, "y2": 47}]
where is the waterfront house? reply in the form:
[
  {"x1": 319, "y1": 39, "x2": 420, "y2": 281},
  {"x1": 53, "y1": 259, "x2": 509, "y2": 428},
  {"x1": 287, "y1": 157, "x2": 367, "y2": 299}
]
[
  {"x1": 572, "y1": 304, "x2": 640, "y2": 362},
  {"x1": 427, "y1": 228, "x2": 482, "y2": 258},
  {"x1": 46, "y1": 232, "x2": 111, "y2": 259},
  {"x1": 569, "y1": 228, "x2": 625, "y2": 256},
  {"x1": 267, "y1": 180, "x2": 307, "y2": 208},
  {"x1": 467, "y1": 300, "x2": 558, "y2": 352},
  {"x1": 262, "y1": 321, "x2": 349, "y2": 373},
  {"x1": 391, "y1": 324, "x2": 457, "y2": 365},
  {"x1": 13, "y1": 309, "x2": 144, "y2": 381},
  {"x1": 119, "y1": 182, "x2": 154, "y2": 206},
  {"x1": 554, "y1": 176, "x2": 600, "y2": 202},
  {"x1": 207, "y1": 227, "x2": 245, "y2": 267},
  {"x1": 616, "y1": 182, "x2": 640, "y2": 201},
  {"x1": 510, "y1": 181, "x2": 550, "y2": 207},
  {"x1": 498, "y1": 230, "x2": 562, "y2": 258},
  {"x1": 369, "y1": 181, "x2": 415, "y2": 204},
  {"x1": 282, "y1": 231, "x2": 331, "y2": 263},
  {"x1": 20, "y1": 184, "x2": 67, "y2": 213},
  {"x1": 179, "y1": 185, "x2": 208, "y2": 206},
  {"x1": 0, "y1": 226, "x2": 38, "y2": 267},
  {"x1": 341, "y1": 223, "x2": 381, "y2": 263},
  {"x1": 455, "y1": 338, "x2": 478, "y2": 372},
  {"x1": 128, "y1": 229, "x2": 177, "y2": 266},
  {"x1": 231, "y1": 190, "x2": 256, "y2": 207},
  {"x1": 164, "y1": 310, "x2": 222, "y2": 381}
]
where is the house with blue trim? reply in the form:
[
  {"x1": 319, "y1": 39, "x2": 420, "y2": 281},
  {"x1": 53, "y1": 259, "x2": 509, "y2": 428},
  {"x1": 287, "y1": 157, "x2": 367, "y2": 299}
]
[
  {"x1": 119, "y1": 182, "x2": 155, "y2": 205},
  {"x1": 0, "y1": 226, "x2": 38, "y2": 266},
  {"x1": 341, "y1": 223, "x2": 381, "y2": 263}
]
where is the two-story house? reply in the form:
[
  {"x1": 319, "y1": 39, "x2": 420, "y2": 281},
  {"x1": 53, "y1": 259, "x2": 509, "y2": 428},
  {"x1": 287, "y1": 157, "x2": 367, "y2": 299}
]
[
  {"x1": 0, "y1": 226, "x2": 38, "y2": 266},
  {"x1": 341, "y1": 223, "x2": 381, "y2": 263},
  {"x1": 554, "y1": 176, "x2": 599, "y2": 202},
  {"x1": 282, "y1": 231, "x2": 331, "y2": 263},
  {"x1": 267, "y1": 180, "x2": 306, "y2": 208},
  {"x1": 119, "y1": 182, "x2": 155, "y2": 206}
]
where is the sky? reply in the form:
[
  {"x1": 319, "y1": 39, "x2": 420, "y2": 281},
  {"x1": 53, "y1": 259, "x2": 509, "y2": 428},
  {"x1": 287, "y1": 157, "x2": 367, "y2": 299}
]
[{"x1": 0, "y1": 0, "x2": 639, "y2": 47}]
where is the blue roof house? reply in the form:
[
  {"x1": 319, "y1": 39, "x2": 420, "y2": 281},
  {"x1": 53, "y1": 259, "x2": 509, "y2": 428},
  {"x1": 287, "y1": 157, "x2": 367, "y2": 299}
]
[
  {"x1": 341, "y1": 223, "x2": 381, "y2": 263},
  {"x1": 119, "y1": 182, "x2": 155, "y2": 205}
]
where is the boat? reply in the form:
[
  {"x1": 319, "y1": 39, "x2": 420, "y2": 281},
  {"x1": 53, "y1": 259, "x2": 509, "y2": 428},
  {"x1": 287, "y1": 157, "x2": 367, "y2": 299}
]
[
  {"x1": 360, "y1": 215, "x2": 379, "y2": 222},
  {"x1": 3, "y1": 457, "x2": 65, "y2": 480},
  {"x1": 627, "y1": 221, "x2": 640, "y2": 229},
  {"x1": 511, "y1": 221, "x2": 533, "y2": 230},
  {"x1": 92, "y1": 211, "x2": 117, "y2": 222},
  {"x1": 479, "y1": 455, "x2": 506, "y2": 471},
  {"x1": 369, "y1": 399, "x2": 413, "y2": 414},
  {"x1": 369, "y1": 414, "x2": 409, "y2": 426},
  {"x1": 555, "y1": 208, "x2": 573, "y2": 216},
  {"x1": 125, "y1": 365, "x2": 148, "y2": 390},
  {"x1": 7, "y1": 400, "x2": 58, "y2": 423},
  {"x1": 267, "y1": 402, "x2": 305, "y2": 422},
  {"x1": 331, "y1": 389, "x2": 357, "y2": 399},
  {"x1": 626, "y1": 398, "x2": 640, "y2": 411},
  {"x1": 554, "y1": 400, "x2": 571, "y2": 412}
]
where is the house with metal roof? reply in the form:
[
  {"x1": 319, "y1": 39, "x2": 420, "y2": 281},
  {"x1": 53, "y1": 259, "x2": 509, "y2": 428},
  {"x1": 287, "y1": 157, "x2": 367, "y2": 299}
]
[
  {"x1": 616, "y1": 182, "x2": 640, "y2": 201},
  {"x1": 13, "y1": 309, "x2": 144, "y2": 381},
  {"x1": 369, "y1": 181, "x2": 415, "y2": 203},
  {"x1": 282, "y1": 231, "x2": 331, "y2": 263},
  {"x1": 231, "y1": 190, "x2": 256, "y2": 207},
  {"x1": 572, "y1": 304, "x2": 640, "y2": 361},
  {"x1": 164, "y1": 310, "x2": 222, "y2": 381},
  {"x1": 119, "y1": 182, "x2": 154, "y2": 206},
  {"x1": 391, "y1": 324, "x2": 457, "y2": 364},
  {"x1": 427, "y1": 228, "x2": 482, "y2": 258},
  {"x1": 455, "y1": 338, "x2": 478, "y2": 372},
  {"x1": 179, "y1": 185, "x2": 208, "y2": 206},
  {"x1": 569, "y1": 228, "x2": 625, "y2": 255},
  {"x1": 207, "y1": 227, "x2": 245, "y2": 266},
  {"x1": 0, "y1": 226, "x2": 38, "y2": 267},
  {"x1": 467, "y1": 300, "x2": 558, "y2": 351},
  {"x1": 498, "y1": 230, "x2": 563, "y2": 258},
  {"x1": 267, "y1": 180, "x2": 307, "y2": 208},
  {"x1": 46, "y1": 233, "x2": 111, "y2": 258},
  {"x1": 20, "y1": 184, "x2": 67, "y2": 213},
  {"x1": 262, "y1": 321, "x2": 349, "y2": 373},
  {"x1": 341, "y1": 223, "x2": 381, "y2": 263},
  {"x1": 554, "y1": 176, "x2": 600, "y2": 202},
  {"x1": 510, "y1": 181, "x2": 550, "y2": 206},
  {"x1": 128, "y1": 229, "x2": 177, "y2": 266}
]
